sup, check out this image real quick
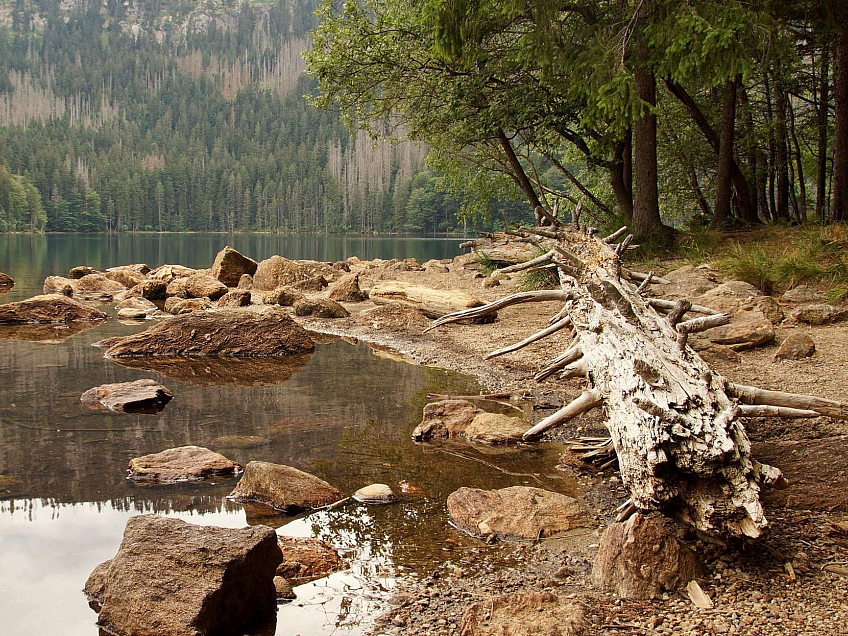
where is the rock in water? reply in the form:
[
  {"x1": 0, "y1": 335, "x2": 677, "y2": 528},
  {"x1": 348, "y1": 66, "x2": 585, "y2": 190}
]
[
  {"x1": 68, "y1": 265, "x2": 99, "y2": 279},
  {"x1": 459, "y1": 591, "x2": 588, "y2": 636},
  {"x1": 81, "y1": 379, "x2": 173, "y2": 413},
  {"x1": 86, "y1": 515, "x2": 281, "y2": 636},
  {"x1": 0, "y1": 294, "x2": 109, "y2": 324},
  {"x1": 412, "y1": 400, "x2": 482, "y2": 440},
  {"x1": 275, "y1": 536, "x2": 347, "y2": 583},
  {"x1": 228, "y1": 461, "x2": 343, "y2": 513},
  {"x1": 115, "y1": 297, "x2": 158, "y2": 315},
  {"x1": 212, "y1": 246, "x2": 258, "y2": 287},
  {"x1": 464, "y1": 412, "x2": 527, "y2": 444},
  {"x1": 73, "y1": 273, "x2": 127, "y2": 299},
  {"x1": 122, "y1": 279, "x2": 168, "y2": 301},
  {"x1": 104, "y1": 269, "x2": 146, "y2": 289},
  {"x1": 274, "y1": 576, "x2": 296, "y2": 600},
  {"x1": 447, "y1": 486, "x2": 587, "y2": 540},
  {"x1": 592, "y1": 513, "x2": 703, "y2": 599},
  {"x1": 0, "y1": 271, "x2": 14, "y2": 292},
  {"x1": 253, "y1": 255, "x2": 305, "y2": 290},
  {"x1": 184, "y1": 273, "x2": 228, "y2": 300},
  {"x1": 128, "y1": 446, "x2": 241, "y2": 483},
  {"x1": 98, "y1": 307, "x2": 314, "y2": 357},
  {"x1": 353, "y1": 483, "x2": 397, "y2": 504}
]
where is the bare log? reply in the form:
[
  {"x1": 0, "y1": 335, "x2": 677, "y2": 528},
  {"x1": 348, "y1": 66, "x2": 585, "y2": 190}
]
[
  {"x1": 629, "y1": 271, "x2": 670, "y2": 284},
  {"x1": 666, "y1": 299, "x2": 693, "y2": 328},
  {"x1": 535, "y1": 345, "x2": 583, "y2": 381},
  {"x1": 490, "y1": 249, "x2": 555, "y2": 280},
  {"x1": 677, "y1": 313, "x2": 732, "y2": 334},
  {"x1": 425, "y1": 290, "x2": 571, "y2": 331},
  {"x1": 485, "y1": 316, "x2": 572, "y2": 360},
  {"x1": 523, "y1": 390, "x2": 603, "y2": 440},
  {"x1": 738, "y1": 405, "x2": 821, "y2": 418},
  {"x1": 635, "y1": 271, "x2": 654, "y2": 294},
  {"x1": 647, "y1": 297, "x2": 721, "y2": 316},
  {"x1": 727, "y1": 383, "x2": 848, "y2": 420},
  {"x1": 602, "y1": 226, "x2": 628, "y2": 243}
]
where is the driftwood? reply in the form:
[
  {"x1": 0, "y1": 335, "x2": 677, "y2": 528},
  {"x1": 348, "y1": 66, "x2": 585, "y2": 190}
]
[
  {"x1": 433, "y1": 223, "x2": 848, "y2": 540},
  {"x1": 368, "y1": 281, "x2": 491, "y2": 319}
]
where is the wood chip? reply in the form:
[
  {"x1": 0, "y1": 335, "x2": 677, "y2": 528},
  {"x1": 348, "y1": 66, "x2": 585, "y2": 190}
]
[
  {"x1": 784, "y1": 561, "x2": 796, "y2": 581},
  {"x1": 686, "y1": 580, "x2": 714, "y2": 609}
]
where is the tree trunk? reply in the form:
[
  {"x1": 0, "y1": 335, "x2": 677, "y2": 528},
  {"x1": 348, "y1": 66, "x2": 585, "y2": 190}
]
[
  {"x1": 713, "y1": 78, "x2": 738, "y2": 227},
  {"x1": 775, "y1": 82, "x2": 790, "y2": 220},
  {"x1": 816, "y1": 45, "x2": 830, "y2": 221},
  {"x1": 788, "y1": 101, "x2": 807, "y2": 222},
  {"x1": 738, "y1": 86, "x2": 760, "y2": 223},
  {"x1": 764, "y1": 75, "x2": 778, "y2": 222},
  {"x1": 497, "y1": 129, "x2": 546, "y2": 223},
  {"x1": 610, "y1": 141, "x2": 634, "y2": 222},
  {"x1": 833, "y1": 23, "x2": 848, "y2": 222}
]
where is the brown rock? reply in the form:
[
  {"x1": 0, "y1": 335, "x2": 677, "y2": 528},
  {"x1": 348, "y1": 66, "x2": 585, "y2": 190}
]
[
  {"x1": 104, "y1": 269, "x2": 146, "y2": 289},
  {"x1": 391, "y1": 257, "x2": 425, "y2": 271},
  {"x1": 107, "y1": 263, "x2": 151, "y2": 275},
  {"x1": 276, "y1": 535, "x2": 346, "y2": 583},
  {"x1": 459, "y1": 591, "x2": 588, "y2": 636},
  {"x1": 237, "y1": 274, "x2": 254, "y2": 289},
  {"x1": 115, "y1": 296, "x2": 158, "y2": 315},
  {"x1": 328, "y1": 273, "x2": 367, "y2": 302},
  {"x1": 774, "y1": 333, "x2": 816, "y2": 360},
  {"x1": 128, "y1": 446, "x2": 241, "y2": 483},
  {"x1": 274, "y1": 576, "x2": 295, "y2": 600},
  {"x1": 165, "y1": 277, "x2": 189, "y2": 298},
  {"x1": 447, "y1": 486, "x2": 587, "y2": 540},
  {"x1": 228, "y1": 461, "x2": 344, "y2": 513},
  {"x1": 293, "y1": 274, "x2": 328, "y2": 292},
  {"x1": 43, "y1": 275, "x2": 76, "y2": 296},
  {"x1": 353, "y1": 483, "x2": 397, "y2": 504},
  {"x1": 98, "y1": 307, "x2": 315, "y2": 357},
  {"x1": 792, "y1": 303, "x2": 848, "y2": 325},
  {"x1": 0, "y1": 271, "x2": 14, "y2": 291},
  {"x1": 369, "y1": 281, "x2": 490, "y2": 319},
  {"x1": 185, "y1": 273, "x2": 228, "y2": 300},
  {"x1": 592, "y1": 513, "x2": 702, "y2": 599},
  {"x1": 293, "y1": 297, "x2": 349, "y2": 318},
  {"x1": 781, "y1": 284, "x2": 822, "y2": 304},
  {"x1": 699, "y1": 344, "x2": 742, "y2": 364},
  {"x1": 263, "y1": 286, "x2": 304, "y2": 306},
  {"x1": 693, "y1": 280, "x2": 784, "y2": 324},
  {"x1": 84, "y1": 559, "x2": 111, "y2": 611},
  {"x1": 0, "y1": 294, "x2": 109, "y2": 324},
  {"x1": 412, "y1": 400, "x2": 482, "y2": 440},
  {"x1": 356, "y1": 303, "x2": 430, "y2": 331},
  {"x1": 704, "y1": 309, "x2": 775, "y2": 350},
  {"x1": 87, "y1": 515, "x2": 281, "y2": 636},
  {"x1": 253, "y1": 255, "x2": 305, "y2": 290},
  {"x1": 80, "y1": 379, "x2": 173, "y2": 413},
  {"x1": 211, "y1": 246, "x2": 258, "y2": 287},
  {"x1": 69, "y1": 265, "x2": 99, "y2": 279},
  {"x1": 130, "y1": 279, "x2": 168, "y2": 300},
  {"x1": 164, "y1": 297, "x2": 212, "y2": 315},
  {"x1": 661, "y1": 265, "x2": 719, "y2": 298},
  {"x1": 149, "y1": 264, "x2": 197, "y2": 283},
  {"x1": 0, "y1": 474, "x2": 26, "y2": 499},
  {"x1": 117, "y1": 307, "x2": 147, "y2": 320},
  {"x1": 217, "y1": 289, "x2": 252, "y2": 308},
  {"x1": 74, "y1": 273, "x2": 127, "y2": 300},
  {"x1": 465, "y1": 412, "x2": 527, "y2": 444}
]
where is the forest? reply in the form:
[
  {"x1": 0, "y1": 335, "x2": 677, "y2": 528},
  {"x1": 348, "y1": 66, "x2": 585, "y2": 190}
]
[{"x1": 0, "y1": 0, "x2": 512, "y2": 234}]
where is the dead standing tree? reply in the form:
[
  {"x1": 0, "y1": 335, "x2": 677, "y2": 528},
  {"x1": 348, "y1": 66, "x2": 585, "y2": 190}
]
[{"x1": 428, "y1": 217, "x2": 848, "y2": 540}]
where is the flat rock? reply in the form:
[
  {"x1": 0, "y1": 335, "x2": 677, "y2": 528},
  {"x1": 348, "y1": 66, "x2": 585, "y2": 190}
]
[
  {"x1": 465, "y1": 412, "x2": 527, "y2": 444},
  {"x1": 447, "y1": 486, "x2": 587, "y2": 540},
  {"x1": 73, "y1": 273, "x2": 127, "y2": 300},
  {"x1": 99, "y1": 307, "x2": 314, "y2": 357},
  {"x1": 369, "y1": 280, "x2": 489, "y2": 319},
  {"x1": 81, "y1": 379, "x2": 173, "y2": 413},
  {"x1": 592, "y1": 513, "x2": 703, "y2": 599},
  {"x1": 105, "y1": 269, "x2": 147, "y2": 289},
  {"x1": 356, "y1": 303, "x2": 431, "y2": 331},
  {"x1": 253, "y1": 255, "x2": 305, "y2": 291},
  {"x1": 128, "y1": 446, "x2": 241, "y2": 483},
  {"x1": 217, "y1": 289, "x2": 252, "y2": 308},
  {"x1": 107, "y1": 263, "x2": 151, "y2": 275},
  {"x1": 293, "y1": 274, "x2": 328, "y2": 292},
  {"x1": 276, "y1": 535, "x2": 346, "y2": 583},
  {"x1": 116, "y1": 307, "x2": 148, "y2": 320},
  {"x1": 212, "y1": 246, "x2": 258, "y2": 287},
  {"x1": 694, "y1": 280, "x2": 784, "y2": 324},
  {"x1": 459, "y1": 590, "x2": 588, "y2": 636},
  {"x1": 774, "y1": 333, "x2": 816, "y2": 360},
  {"x1": 792, "y1": 303, "x2": 848, "y2": 325},
  {"x1": 115, "y1": 296, "x2": 158, "y2": 314},
  {"x1": 42, "y1": 275, "x2": 76, "y2": 296},
  {"x1": 661, "y1": 265, "x2": 720, "y2": 298},
  {"x1": 0, "y1": 294, "x2": 109, "y2": 324},
  {"x1": 328, "y1": 273, "x2": 367, "y2": 302},
  {"x1": 228, "y1": 461, "x2": 344, "y2": 513},
  {"x1": 353, "y1": 483, "x2": 397, "y2": 504},
  {"x1": 781, "y1": 284, "x2": 822, "y2": 303},
  {"x1": 86, "y1": 515, "x2": 280, "y2": 636},
  {"x1": 185, "y1": 273, "x2": 228, "y2": 300},
  {"x1": 412, "y1": 400, "x2": 483, "y2": 440},
  {"x1": 263, "y1": 286, "x2": 304, "y2": 306},
  {"x1": 0, "y1": 271, "x2": 14, "y2": 291},
  {"x1": 701, "y1": 309, "x2": 775, "y2": 350},
  {"x1": 164, "y1": 296, "x2": 211, "y2": 315},
  {"x1": 69, "y1": 265, "x2": 99, "y2": 279},
  {"x1": 293, "y1": 297, "x2": 349, "y2": 318}
]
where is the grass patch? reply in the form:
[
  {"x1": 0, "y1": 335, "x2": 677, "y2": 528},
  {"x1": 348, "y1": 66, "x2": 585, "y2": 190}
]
[{"x1": 473, "y1": 251, "x2": 499, "y2": 275}]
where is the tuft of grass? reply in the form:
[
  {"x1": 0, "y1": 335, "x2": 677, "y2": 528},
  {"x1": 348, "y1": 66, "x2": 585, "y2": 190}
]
[
  {"x1": 719, "y1": 244, "x2": 777, "y2": 295},
  {"x1": 520, "y1": 265, "x2": 560, "y2": 290},
  {"x1": 473, "y1": 251, "x2": 499, "y2": 275}
]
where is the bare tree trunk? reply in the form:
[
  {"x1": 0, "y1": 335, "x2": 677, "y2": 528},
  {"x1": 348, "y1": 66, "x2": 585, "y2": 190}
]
[
  {"x1": 789, "y1": 100, "x2": 807, "y2": 222},
  {"x1": 832, "y1": 23, "x2": 848, "y2": 222},
  {"x1": 497, "y1": 129, "x2": 545, "y2": 223},
  {"x1": 764, "y1": 75, "x2": 778, "y2": 222},
  {"x1": 816, "y1": 45, "x2": 830, "y2": 221},
  {"x1": 713, "y1": 77, "x2": 738, "y2": 227},
  {"x1": 775, "y1": 81, "x2": 790, "y2": 220}
]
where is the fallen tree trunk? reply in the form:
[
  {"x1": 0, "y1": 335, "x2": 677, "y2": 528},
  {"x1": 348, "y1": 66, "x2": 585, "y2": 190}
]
[
  {"x1": 433, "y1": 223, "x2": 848, "y2": 540},
  {"x1": 369, "y1": 281, "x2": 492, "y2": 319}
]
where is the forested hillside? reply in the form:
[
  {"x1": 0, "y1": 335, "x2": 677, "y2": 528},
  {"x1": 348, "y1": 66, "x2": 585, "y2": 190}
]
[{"x1": 0, "y1": 0, "x2": 486, "y2": 233}]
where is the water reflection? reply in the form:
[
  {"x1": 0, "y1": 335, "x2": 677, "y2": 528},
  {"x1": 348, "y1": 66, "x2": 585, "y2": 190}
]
[{"x1": 0, "y1": 321, "x2": 104, "y2": 343}]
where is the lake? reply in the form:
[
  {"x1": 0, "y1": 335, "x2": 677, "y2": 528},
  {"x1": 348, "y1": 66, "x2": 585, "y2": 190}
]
[{"x1": 0, "y1": 233, "x2": 575, "y2": 635}]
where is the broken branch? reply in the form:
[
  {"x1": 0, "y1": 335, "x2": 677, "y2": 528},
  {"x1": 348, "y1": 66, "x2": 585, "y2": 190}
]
[{"x1": 523, "y1": 390, "x2": 603, "y2": 440}]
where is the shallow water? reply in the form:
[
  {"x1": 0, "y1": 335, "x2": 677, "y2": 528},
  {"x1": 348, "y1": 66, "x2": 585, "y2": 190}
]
[{"x1": 0, "y1": 234, "x2": 577, "y2": 635}]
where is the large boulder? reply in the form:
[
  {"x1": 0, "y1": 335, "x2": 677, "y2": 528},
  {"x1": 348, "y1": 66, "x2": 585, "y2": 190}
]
[
  {"x1": 211, "y1": 246, "x2": 258, "y2": 287},
  {"x1": 80, "y1": 379, "x2": 173, "y2": 413},
  {"x1": 253, "y1": 256, "x2": 305, "y2": 291},
  {"x1": 122, "y1": 279, "x2": 168, "y2": 301},
  {"x1": 164, "y1": 297, "x2": 212, "y2": 315},
  {"x1": 217, "y1": 289, "x2": 252, "y2": 308},
  {"x1": 184, "y1": 273, "x2": 228, "y2": 300},
  {"x1": 698, "y1": 309, "x2": 775, "y2": 350},
  {"x1": 128, "y1": 446, "x2": 241, "y2": 483},
  {"x1": 369, "y1": 281, "x2": 490, "y2": 319},
  {"x1": 115, "y1": 296, "x2": 158, "y2": 316},
  {"x1": 328, "y1": 273, "x2": 367, "y2": 302},
  {"x1": 464, "y1": 412, "x2": 528, "y2": 444},
  {"x1": 459, "y1": 591, "x2": 588, "y2": 636},
  {"x1": 694, "y1": 280, "x2": 784, "y2": 324},
  {"x1": 293, "y1": 297, "x2": 350, "y2": 318},
  {"x1": 228, "y1": 461, "x2": 343, "y2": 513},
  {"x1": 412, "y1": 400, "x2": 482, "y2": 441},
  {"x1": 97, "y1": 307, "x2": 315, "y2": 357},
  {"x1": 43, "y1": 275, "x2": 76, "y2": 296},
  {"x1": 592, "y1": 513, "x2": 702, "y2": 599},
  {"x1": 356, "y1": 303, "x2": 431, "y2": 331},
  {"x1": 0, "y1": 271, "x2": 14, "y2": 292},
  {"x1": 85, "y1": 515, "x2": 281, "y2": 636},
  {"x1": 792, "y1": 303, "x2": 848, "y2": 325},
  {"x1": 293, "y1": 274, "x2": 329, "y2": 292},
  {"x1": 73, "y1": 273, "x2": 127, "y2": 300},
  {"x1": 0, "y1": 294, "x2": 109, "y2": 324},
  {"x1": 105, "y1": 269, "x2": 147, "y2": 289},
  {"x1": 660, "y1": 265, "x2": 720, "y2": 298},
  {"x1": 165, "y1": 277, "x2": 189, "y2": 298},
  {"x1": 276, "y1": 535, "x2": 347, "y2": 583},
  {"x1": 149, "y1": 264, "x2": 197, "y2": 283},
  {"x1": 447, "y1": 486, "x2": 587, "y2": 540}
]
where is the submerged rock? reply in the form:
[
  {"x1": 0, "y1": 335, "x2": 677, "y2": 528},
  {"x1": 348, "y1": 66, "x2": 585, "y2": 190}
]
[
  {"x1": 253, "y1": 255, "x2": 305, "y2": 290},
  {"x1": 592, "y1": 513, "x2": 702, "y2": 599},
  {"x1": 228, "y1": 461, "x2": 344, "y2": 513},
  {"x1": 98, "y1": 307, "x2": 314, "y2": 357},
  {"x1": 353, "y1": 483, "x2": 397, "y2": 505},
  {"x1": 212, "y1": 435, "x2": 271, "y2": 449},
  {"x1": 0, "y1": 271, "x2": 14, "y2": 292},
  {"x1": 412, "y1": 400, "x2": 482, "y2": 440},
  {"x1": 447, "y1": 486, "x2": 587, "y2": 540},
  {"x1": 128, "y1": 446, "x2": 241, "y2": 483},
  {"x1": 212, "y1": 246, "x2": 258, "y2": 287},
  {"x1": 0, "y1": 294, "x2": 109, "y2": 324},
  {"x1": 276, "y1": 535, "x2": 347, "y2": 583},
  {"x1": 86, "y1": 515, "x2": 281, "y2": 636},
  {"x1": 81, "y1": 379, "x2": 173, "y2": 413},
  {"x1": 293, "y1": 296, "x2": 349, "y2": 318},
  {"x1": 459, "y1": 590, "x2": 588, "y2": 636}
]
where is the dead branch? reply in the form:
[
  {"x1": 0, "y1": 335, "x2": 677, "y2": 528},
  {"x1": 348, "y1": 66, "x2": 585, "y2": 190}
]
[
  {"x1": 523, "y1": 390, "x2": 604, "y2": 440},
  {"x1": 485, "y1": 316, "x2": 572, "y2": 360},
  {"x1": 727, "y1": 383, "x2": 848, "y2": 420},
  {"x1": 425, "y1": 290, "x2": 571, "y2": 332}
]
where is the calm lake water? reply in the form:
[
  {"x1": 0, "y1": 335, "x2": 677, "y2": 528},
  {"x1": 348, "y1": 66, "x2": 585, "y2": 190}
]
[{"x1": 0, "y1": 233, "x2": 575, "y2": 636}]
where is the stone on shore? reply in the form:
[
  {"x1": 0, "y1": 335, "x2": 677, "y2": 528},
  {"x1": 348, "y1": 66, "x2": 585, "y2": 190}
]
[
  {"x1": 263, "y1": 286, "x2": 304, "y2": 307},
  {"x1": 73, "y1": 273, "x2": 127, "y2": 300},
  {"x1": 69, "y1": 265, "x2": 99, "y2": 279},
  {"x1": 293, "y1": 274, "x2": 328, "y2": 292},
  {"x1": 274, "y1": 576, "x2": 296, "y2": 600},
  {"x1": 99, "y1": 307, "x2": 314, "y2": 357},
  {"x1": 164, "y1": 296, "x2": 212, "y2": 315},
  {"x1": 592, "y1": 513, "x2": 702, "y2": 599},
  {"x1": 792, "y1": 303, "x2": 848, "y2": 325},
  {"x1": 353, "y1": 483, "x2": 397, "y2": 505},
  {"x1": 774, "y1": 333, "x2": 816, "y2": 361},
  {"x1": 0, "y1": 294, "x2": 109, "y2": 324},
  {"x1": 217, "y1": 289, "x2": 252, "y2": 308},
  {"x1": 165, "y1": 277, "x2": 189, "y2": 298},
  {"x1": 115, "y1": 296, "x2": 158, "y2": 315},
  {"x1": 693, "y1": 280, "x2": 784, "y2": 324},
  {"x1": 212, "y1": 246, "x2": 258, "y2": 287},
  {"x1": 699, "y1": 309, "x2": 775, "y2": 350},
  {"x1": 228, "y1": 461, "x2": 343, "y2": 513},
  {"x1": 447, "y1": 486, "x2": 587, "y2": 540},
  {"x1": 149, "y1": 264, "x2": 197, "y2": 283},
  {"x1": 459, "y1": 590, "x2": 588, "y2": 636},
  {"x1": 356, "y1": 303, "x2": 430, "y2": 331},
  {"x1": 412, "y1": 400, "x2": 482, "y2": 441},
  {"x1": 465, "y1": 412, "x2": 527, "y2": 444},
  {"x1": 0, "y1": 271, "x2": 14, "y2": 291},
  {"x1": 276, "y1": 535, "x2": 347, "y2": 583},
  {"x1": 128, "y1": 446, "x2": 241, "y2": 483},
  {"x1": 237, "y1": 274, "x2": 254, "y2": 289},
  {"x1": 253, "y1": 255, "x2": 305, "y2": 290},
  {"x1": 328, "y1": 273, "x2": 367, "y2": 302},
  {"x1": 85, "y1": 515, "x2": 281, "y2": 636},
  {"x1": 81, "y1": 379, "x2": 173, "y2": 413},
  {"x1": 105, "y1": 269, "x2": 147, "y2": 289},
  {"x1": 184, "y1": 273, "x2": 228, "y2": 300},
  {"x1": 293, "y1": 297, "x2": 349, "y2": 318},
  {"x1": 107, "y1": 263, "x2": 151, "y2": 275},
  {"x1": 123, "y1": 279, "x2": 168, "y2": 301}
]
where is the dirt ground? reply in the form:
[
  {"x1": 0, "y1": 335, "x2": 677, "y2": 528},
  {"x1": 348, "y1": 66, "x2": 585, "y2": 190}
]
[{"x1": 296, "y1": 251, "x2": 848, "y2": 636}]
